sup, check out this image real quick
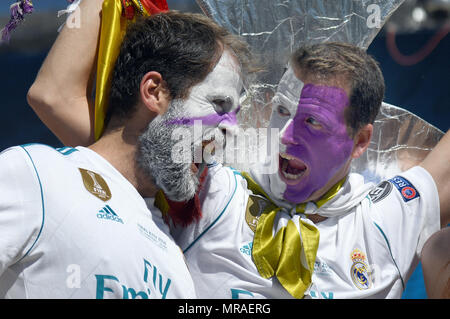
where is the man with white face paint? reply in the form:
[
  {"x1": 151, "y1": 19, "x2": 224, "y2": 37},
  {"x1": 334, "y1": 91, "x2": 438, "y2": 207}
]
[
  {"x1": 4, "y1": 0, "x2": 251, "y2": 297},
  {"x1": 163, "y1": 42, "x2": 450, "y2": 299},
  {"x1": 137, "y1": 48, "x2": 244, "y2": 226}
]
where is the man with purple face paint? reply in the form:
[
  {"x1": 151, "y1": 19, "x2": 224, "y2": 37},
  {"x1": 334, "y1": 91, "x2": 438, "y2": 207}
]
[
  {"x1": 278, "y1": 83, "x2": 355, "y2": 204},
  {"x1": 168, "y1": 42, "x2": 450, "y2": 299}
]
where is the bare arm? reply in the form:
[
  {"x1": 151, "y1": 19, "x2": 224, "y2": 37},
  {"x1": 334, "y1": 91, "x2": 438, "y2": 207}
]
[
  {"x1": 419, "y1": 130, "x2": 450, "y2": 227},
  {"x1": 421, "y1": 228, "x2": 450, "y2": 298},
  {"x1": 27, "y1": 0, "x2": 104, "y2": 146}
]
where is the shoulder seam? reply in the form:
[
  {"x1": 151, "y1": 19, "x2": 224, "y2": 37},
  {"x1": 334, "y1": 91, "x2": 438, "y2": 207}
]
[
  {"x1": 372, "y1": 221, "x2": 405, "y2": 290},
  {"x1": 16, "y1": 146, "x2": 45, "y2": 263},
  {"x1": 21, "y1": 143, "x2": 79, "y2": 156}
]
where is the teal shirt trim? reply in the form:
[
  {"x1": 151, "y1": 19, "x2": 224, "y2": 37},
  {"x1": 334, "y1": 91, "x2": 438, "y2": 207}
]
[
  {"x1": 56, "y1": 146, "x2": 78, "y2": 156},
  {"x1": 373, "y1": 221, "x2": 405, "y2": 289},
  {"x1": 231, "y1": 288, "x2": 254, "y2": 299},
  {"x1": 17, "y1": 146, "x2": 45, "y2": 262},
  {"x1": 183, "y1": 169, "x2": 240, "y2": 254},
  {"x1": 20, "y1": 143, "x2": 78, "y2": 156}
]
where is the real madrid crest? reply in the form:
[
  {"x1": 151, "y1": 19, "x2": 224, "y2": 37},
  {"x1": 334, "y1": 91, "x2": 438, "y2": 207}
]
[
  {"x1": 245, "y1": 195, "x2": 271, "y2": 232},
  {"x1": 350, "y1": 248, "x2": 372, "y2": 290},
  {"x1": 79, "y1": 168, "x2": 112, "y2": 202}
]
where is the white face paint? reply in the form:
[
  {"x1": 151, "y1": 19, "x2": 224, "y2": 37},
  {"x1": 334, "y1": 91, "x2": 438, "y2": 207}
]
[
  {"x1": 267, "y1": 65, "x2": 304, "y2": 201},
  {"x1": 178, "y1": 50, "x2": 243, "y2": 135},
  {"x1": 169, "y1": 50, "x2": 244, "y2": 163},
  {"x1": 269, "y1": 65, "x2": 304, "y2": 131},
  {"x1": 182, "y1": 49, "x2": 243, "y2": 119},
  {"x1": 138, "y1": 51, "x2": 244, "y2": 202}
]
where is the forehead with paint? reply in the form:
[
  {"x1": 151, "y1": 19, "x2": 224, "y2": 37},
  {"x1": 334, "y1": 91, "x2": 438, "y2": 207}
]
[
  {"x1": 291, "y1": 68, "x2": 353, "y2": 138},
  {"x1": 178, "y1": 49, "x2": 244, "y2": 126},
  {"x1": 268, "y1": 65, "x2": 355, "y2": 204},
  {"x1": 269, "y1": 65, "x2": 304, "y2": 130}
]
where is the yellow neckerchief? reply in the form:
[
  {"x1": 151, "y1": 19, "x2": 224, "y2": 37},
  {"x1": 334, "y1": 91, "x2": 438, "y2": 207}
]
[
  {"x1": 241, "y1": 172, "x2": 345, "y2": 299},
  {"x1": 94, "y1": 0, "x2": 152, "y2": 140}
]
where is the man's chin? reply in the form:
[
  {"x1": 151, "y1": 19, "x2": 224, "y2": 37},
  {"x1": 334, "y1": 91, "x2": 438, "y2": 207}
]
[
  {"x1": 161, "y1": 174, "x2": 198, "y2": 203},
  {"x1": 148, "y1": 157, "x2": 198, "y2": 203},
  {"x1": 160, "y1": 164, "x2": 210, "y2": 227},
  {"x1": 282, "y1": 182, "x2": 316, "y2": 204},
  {"x1": 269, "y1": 172, "x2": 310, "y2": 204}
]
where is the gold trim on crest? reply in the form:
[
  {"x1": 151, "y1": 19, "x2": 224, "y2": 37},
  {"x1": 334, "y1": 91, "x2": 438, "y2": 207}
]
[
  {"x1": 245, "y1": 195, "x2": 270, "y2": 233},
  {"x1": 78, "y1": 168, "x2": 112, "y2": 202}
]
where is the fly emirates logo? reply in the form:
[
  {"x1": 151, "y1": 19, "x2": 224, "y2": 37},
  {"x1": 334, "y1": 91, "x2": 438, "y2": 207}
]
[{"x1": 95, "y1": 258, "x2": 172, "y2": 299}]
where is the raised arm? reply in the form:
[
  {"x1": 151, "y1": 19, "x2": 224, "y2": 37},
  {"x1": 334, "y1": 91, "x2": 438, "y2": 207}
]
[
  {"x1": 419, "y1": 130, "x2": 450, "y2": 227},
  {"x1": 27, "y1": 0, "x2": 104, "y2": 146}
]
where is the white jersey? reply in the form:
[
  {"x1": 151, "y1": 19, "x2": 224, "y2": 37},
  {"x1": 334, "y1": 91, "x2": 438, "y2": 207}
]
[
  {"x1": 170, "y1": 163, "x2": 440, "y2": 299},
  {"x1": 0, "y1": 144, "x2": 196, "y2": 299}
]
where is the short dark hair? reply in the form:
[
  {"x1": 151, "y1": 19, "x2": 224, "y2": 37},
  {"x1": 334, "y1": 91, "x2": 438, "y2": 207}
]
[
  {"x1": 291, "y1": 42, "x2": 385, "y2": 136},
  {"x1": 106, "y1": 11, "x2": 252, "y2": 128}
]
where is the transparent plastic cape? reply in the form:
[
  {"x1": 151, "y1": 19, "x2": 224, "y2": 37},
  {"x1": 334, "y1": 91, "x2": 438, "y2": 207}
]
[
  {"x1": 196, "y1": 0, "x2": 444, "y2": 180},
  {"x1": 352, "y1": 102, "x2": 443, "y2": 184},
  {"x1": 197, "y1": 0, "x2": 404, "y2": 86}
]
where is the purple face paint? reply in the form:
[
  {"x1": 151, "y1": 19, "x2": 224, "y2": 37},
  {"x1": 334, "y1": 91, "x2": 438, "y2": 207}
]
[
  {"x1": 279, "y1": 84, "x2": 354, "y2": 203},
  {"x1": 168, "y1": 106, "x2": 240, "y2": 127}
]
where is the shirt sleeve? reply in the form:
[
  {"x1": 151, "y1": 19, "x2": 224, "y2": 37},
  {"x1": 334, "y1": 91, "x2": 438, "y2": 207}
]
[
  {"x1": 0, "y1": 146, "x2": 45, "y2": 276},
  {"x1": 368, "y1": 165, "x2": 440, "y2": 279}
]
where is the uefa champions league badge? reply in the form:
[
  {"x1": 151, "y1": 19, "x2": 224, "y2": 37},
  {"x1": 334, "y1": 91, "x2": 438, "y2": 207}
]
[
  {"x1": 388, "y1": 176, "x2": 420, "y2": 202},
  {"x1": 350, "y1": 249, "x2": 371, "y2": 290}
]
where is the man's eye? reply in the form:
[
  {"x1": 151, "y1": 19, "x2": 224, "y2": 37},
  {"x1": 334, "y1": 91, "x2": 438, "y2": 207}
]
[
  {"x1": 305, "y1": 117, "x2": 322, "y2": 128},
  {"x1": 211, "y1": 96, "x2": 233, "y2": 114},
  {"x1": 277, "y1": 105, "x2": 291, "y2": 117},
  {"x1": 240, "y1": 88, "x2": 246, "y2": 98}
]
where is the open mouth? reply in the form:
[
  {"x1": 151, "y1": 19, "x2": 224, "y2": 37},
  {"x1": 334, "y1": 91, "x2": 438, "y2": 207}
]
[
  {"x1": 279, "y1": 152, "x2": 308, "y2": 184},
  {"x1": 190, "y1": 127, "x2": 234, "y2": 176}
]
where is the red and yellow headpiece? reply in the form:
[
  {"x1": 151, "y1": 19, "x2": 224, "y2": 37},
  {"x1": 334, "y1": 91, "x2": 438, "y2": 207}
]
[{"x1": 94, "y1": 0, "x2": 168, "y2": 140}]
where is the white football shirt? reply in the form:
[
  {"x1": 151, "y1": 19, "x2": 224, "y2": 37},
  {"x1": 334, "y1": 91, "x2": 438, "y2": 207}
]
[
  {"x1": 170, "y1": 163, "x2": 440, "y2": 299},
  {"x1": 0, "y1": 144, "x2": 196, "y2": 299}
]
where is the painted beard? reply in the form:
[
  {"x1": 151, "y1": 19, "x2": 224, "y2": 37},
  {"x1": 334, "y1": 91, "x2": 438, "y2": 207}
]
[{"x1": 137, "y1": 99, "x2": 199, "y2": 202}]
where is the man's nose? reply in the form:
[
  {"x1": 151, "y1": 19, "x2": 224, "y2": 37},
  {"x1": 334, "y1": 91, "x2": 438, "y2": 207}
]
[
  {"x1": 211, "y1": 96, "x2": 234, "y2": 114},
  {"x1": 280, "y1": 119, "x2": 299, "y2": 145},
  {"x1": 218, "y1": 117, "x2": 238, "y2": 137}
]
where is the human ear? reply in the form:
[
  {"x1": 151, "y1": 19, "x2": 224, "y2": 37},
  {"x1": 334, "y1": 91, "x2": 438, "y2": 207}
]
[
  {"x1": 351, "y1": 123, "x2": 373, "y2": 159},
  {"x1": 139, "y1": 71, "x2": 170, "y2": 115}
]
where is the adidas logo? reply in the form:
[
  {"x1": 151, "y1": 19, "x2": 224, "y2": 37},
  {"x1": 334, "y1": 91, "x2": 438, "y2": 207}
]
[
  {"x1": 97, "y1": 205, "x2": 124, "y2": 224},
  {"x1": 239, "y1": 242, "x2": 253, "y2": 256}
]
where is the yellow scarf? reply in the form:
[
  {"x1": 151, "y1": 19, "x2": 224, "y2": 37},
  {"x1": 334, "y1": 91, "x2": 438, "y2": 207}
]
[
  {"x1": 241, "y1": 172, "x2": 345, "y2": 298},
  {"x1": 94, "y1": 0, "x2": 153, "y2": 140}
]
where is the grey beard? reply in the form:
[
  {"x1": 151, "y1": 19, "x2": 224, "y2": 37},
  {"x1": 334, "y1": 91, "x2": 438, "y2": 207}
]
[{"x1": 137, "y1": 99, "x2": 199, "y2": 202}]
